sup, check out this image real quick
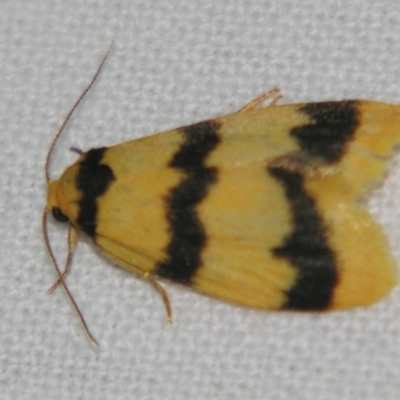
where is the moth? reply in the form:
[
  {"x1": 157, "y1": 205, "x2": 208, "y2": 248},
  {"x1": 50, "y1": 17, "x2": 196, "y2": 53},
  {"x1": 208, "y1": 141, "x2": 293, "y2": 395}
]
[{"x1": 44, "y1": 46, "x2": 399, "y2": 343}]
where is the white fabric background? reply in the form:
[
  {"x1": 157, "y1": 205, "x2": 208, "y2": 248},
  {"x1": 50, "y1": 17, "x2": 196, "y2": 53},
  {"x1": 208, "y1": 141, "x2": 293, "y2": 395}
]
[{"x1": 2, "y1": 1, "x2": 400, "y2": 399}]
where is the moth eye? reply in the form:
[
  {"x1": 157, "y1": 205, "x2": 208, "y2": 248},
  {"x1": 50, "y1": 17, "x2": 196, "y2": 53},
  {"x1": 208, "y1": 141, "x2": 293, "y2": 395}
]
[{"x1": 52, "y1": 207, "x2": 69, "y2": 223}]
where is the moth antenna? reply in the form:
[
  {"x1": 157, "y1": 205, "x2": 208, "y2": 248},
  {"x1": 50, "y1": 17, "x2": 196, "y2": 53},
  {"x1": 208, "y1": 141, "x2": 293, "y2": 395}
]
[
  {"x1": 45, "y1": 40, "x2": 113, "y2": 181},
  {"x1": 47, "y1": 222, "x2": 77, "y2": 294},
  {"x1": 43, "y1": 43, "x2": 113, "y2": 345},
  {"x1": 42, "y1": 210, "x2": 99, "y2": 346}
]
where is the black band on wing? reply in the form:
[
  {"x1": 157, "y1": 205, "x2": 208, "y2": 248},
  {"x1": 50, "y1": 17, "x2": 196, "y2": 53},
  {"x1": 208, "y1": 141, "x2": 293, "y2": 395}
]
[
  {"x1": 290, "y1": 101, "x2": 359, "y2": 164},
  {"x1": 76, "y1": 148, "x2": 115, "y2": 237},
  {"x1": 269, "y1": 167, "x2": 338, "y2": 310},
  {"x1": 156, "y1": 120, "x2": 221, "y2": 283}
]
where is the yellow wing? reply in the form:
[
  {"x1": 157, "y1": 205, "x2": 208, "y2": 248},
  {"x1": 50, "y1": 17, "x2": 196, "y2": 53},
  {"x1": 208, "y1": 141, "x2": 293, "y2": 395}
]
[{"x1": 48, "y1": 100, "x2": 400, "y2": 311}]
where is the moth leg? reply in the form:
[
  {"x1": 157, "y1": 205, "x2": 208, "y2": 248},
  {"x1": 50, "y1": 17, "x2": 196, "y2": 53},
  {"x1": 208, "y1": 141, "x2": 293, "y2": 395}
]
[
  {"x1": 48, "y1": 224, "x2": 79, "y2": 294},
  {"x1": 237, "y1": 88, "x2": 282, "y2": 113},
  {"x1": 145, "y1": 274, "x2": 173, "y2": 324}
]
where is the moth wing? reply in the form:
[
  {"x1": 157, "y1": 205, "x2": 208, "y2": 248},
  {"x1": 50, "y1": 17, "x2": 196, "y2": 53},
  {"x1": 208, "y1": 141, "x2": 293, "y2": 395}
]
[{"x1": 88, "y1": 101, "x2": 400, "y2": 310}]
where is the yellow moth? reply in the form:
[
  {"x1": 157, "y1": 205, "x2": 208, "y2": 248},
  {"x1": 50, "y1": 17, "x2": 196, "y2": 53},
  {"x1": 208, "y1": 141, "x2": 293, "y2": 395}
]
[{"x1": 44, "y1": 47, "x2": 399, "y2": 343}]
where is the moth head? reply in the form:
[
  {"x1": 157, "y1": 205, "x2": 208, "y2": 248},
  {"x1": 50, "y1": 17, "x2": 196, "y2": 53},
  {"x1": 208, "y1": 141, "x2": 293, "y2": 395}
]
[
  {"x1": 46, "y1": 162, "x2": 82, "y2": 226},
  {"x1": 46, "y1": 179, "x2": 68, "y2": 222}
]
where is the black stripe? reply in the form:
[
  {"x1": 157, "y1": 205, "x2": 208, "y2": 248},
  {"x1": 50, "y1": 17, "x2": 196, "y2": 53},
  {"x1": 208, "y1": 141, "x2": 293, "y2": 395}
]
[
  {"x1": 290, "y1": 101, "x2": 359, "y2": 164},
  {"x1": 76, "y1": 148, "x2": 115, "y2": 237},
  {"x1": 156, "y1": 120, "x2": 221, "y2": 283},
  {"x1": 269, "y1": 167, "x2": 338, "y2": 310}
]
